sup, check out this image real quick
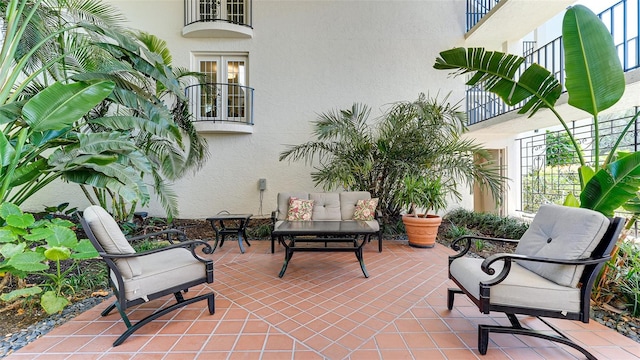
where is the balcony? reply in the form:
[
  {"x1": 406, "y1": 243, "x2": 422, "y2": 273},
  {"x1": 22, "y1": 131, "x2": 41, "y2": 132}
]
[
  {"x1": 185, "y1": 83, "x2": 255, "y2": 133},
  {"x1": 466, "y1": 0, "x2": 640, "y2": 125},
  {"x1": 183, "y1": 0, "x2": 253, "y2": 38},
  {"x1": 465, "y1": 0, "x2": 574, "y2": 49}
]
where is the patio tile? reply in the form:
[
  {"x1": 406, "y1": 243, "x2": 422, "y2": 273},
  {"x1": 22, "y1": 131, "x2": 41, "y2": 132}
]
[{"x1": 4, "y1": 240, "x2": 638, "y2": 360}]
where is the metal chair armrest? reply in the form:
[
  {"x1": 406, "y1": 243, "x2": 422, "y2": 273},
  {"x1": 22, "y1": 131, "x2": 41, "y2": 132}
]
[
  {"x1": 126, "y1": 229, "x2": 188, "y2": 244},
  {"x1": 450, "y1": 235, "x2": 520, "y2": 259},
  {"x1": 481, "y1": 252, "x2": 612, "y2": 275},
  {"x1": 101, "y1": 239, "x2": 214, "y2": 260}
]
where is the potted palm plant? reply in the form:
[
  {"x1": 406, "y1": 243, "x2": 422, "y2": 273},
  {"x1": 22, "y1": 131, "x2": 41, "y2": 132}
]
[{"x1": 395, "y1": 175, "x2": 447, "y2": 248}]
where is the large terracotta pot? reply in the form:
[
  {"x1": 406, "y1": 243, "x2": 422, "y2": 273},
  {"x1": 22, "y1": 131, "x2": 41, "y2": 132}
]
[{"x1": 402, "y1": 214, "x2": 442, "y2": 248}]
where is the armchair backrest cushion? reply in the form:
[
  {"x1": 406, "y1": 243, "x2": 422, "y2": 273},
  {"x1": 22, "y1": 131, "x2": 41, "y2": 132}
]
[
  {"x1": 83, "y1": 205, "x2": 142, "y2": 279},
  {"x1": 515, "y1": 204, "x2": 609, "y2": 287}
]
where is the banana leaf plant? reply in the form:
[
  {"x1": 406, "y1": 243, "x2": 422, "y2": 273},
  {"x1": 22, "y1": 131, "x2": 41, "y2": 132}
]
[
  {"x1": 433, "y1": 5, "x2": 637, "y2": 217},
  {"x1": 0, "y1": 0, "x2": 209, "y2": 220}
]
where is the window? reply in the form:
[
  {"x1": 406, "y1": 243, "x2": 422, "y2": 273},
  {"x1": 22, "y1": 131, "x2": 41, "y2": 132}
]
[
  {"x1": 192, "y1": 54, "x2": 250, "y2": 123},
  {"x1": 199, "y1": 0, "x2": 218, "y2": 21},
  {"x1": 227, "y1": 0, "x2": 245, "y2": 24},
  {"x1": 198, "y1": 0, "x2": 246, "y2": 24}
]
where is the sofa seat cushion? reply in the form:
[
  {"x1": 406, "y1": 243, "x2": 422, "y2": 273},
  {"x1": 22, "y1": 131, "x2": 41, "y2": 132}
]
[
  {"x1": 115, "y1": 248, "x2": 207, "y2": 302},
  {"x1": 84, "y1": 205, "x2": 141, "y2": 279},
  {"x1": 310, "y1": 193, "x2": 342, "y2": 220},
  {"x1": 449, "y1": 257, "x2": 581, "y2": 313},
  {"x1": 515, "y1": 204, "x2": 609, "y2": 287}
]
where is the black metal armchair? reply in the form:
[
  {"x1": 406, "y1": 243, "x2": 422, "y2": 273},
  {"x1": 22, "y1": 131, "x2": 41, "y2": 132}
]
[
  {"x1": 79, "y1": 205, "x2": 215, "y2": 346},
  {"x1": 447, "y1": 204, "x2": 625, "y2": 359}
]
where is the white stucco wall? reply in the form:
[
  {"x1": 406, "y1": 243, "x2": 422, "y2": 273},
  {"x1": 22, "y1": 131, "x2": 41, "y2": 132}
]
[{"x1": 23, "y1": 1, "x2": 471, "y2": 219}]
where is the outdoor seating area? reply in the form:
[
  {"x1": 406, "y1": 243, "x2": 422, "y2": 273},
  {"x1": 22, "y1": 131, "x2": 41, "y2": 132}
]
[{"x1": 6, "y1": 238, "x2": 640, "y2": 359}]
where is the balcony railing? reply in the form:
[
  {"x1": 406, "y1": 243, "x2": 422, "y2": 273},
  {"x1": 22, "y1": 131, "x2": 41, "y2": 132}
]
[
  {"x1": 466, "y1": 0, "x2": 640, "y2": 125},
  {"x1": 467, "y1": 0, "x2": 501, "y2": 31},
  {"x1": 185, "y1": 83, "x2": 254, "y2": 126},
  {"x1": 184, "y1": 0, "x2": 253, "y2": 29}
]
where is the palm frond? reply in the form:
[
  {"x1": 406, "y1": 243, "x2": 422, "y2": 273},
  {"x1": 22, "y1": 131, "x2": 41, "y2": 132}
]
[{"x1": 434, "y1": 47, "x2": 562, "y2": 117}]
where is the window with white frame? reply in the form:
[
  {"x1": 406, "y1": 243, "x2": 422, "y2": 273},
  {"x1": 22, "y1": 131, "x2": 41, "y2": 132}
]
[{"x1": 194, "y1": 54, "x2": 249, "y2": 122}]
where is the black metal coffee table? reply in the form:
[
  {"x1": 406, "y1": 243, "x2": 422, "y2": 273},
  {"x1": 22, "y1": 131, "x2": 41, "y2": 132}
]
[
  {"x1": 206, "y1": 213, "x2": 252, "y2": 253},
  {"x1": 271, "y1": 220, "x2": 376, "y2": 278}
]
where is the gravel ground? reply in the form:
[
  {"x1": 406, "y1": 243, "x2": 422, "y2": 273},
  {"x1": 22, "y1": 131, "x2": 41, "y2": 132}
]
[{"x1": 0, "y1": 295, "x2": 110, "y2": 358}]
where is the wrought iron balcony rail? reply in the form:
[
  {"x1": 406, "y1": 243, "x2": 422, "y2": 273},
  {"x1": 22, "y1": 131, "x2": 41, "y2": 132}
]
[
  {"x1": 466, "y1": 0, "x2": 639, "y2": 125},
  {"x1": 185, "y1": 83, "x2": 254, "y2": 125},
  {"x1": 184, "y1": 0, "x2": 253, "y2": 28},
  {"x1": 467, "y1": 0, "x2": 501, "y2": 31}
]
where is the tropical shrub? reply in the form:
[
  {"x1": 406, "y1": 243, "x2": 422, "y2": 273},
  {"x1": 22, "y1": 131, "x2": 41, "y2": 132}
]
[
  {"x1": 0, "y1": 0, "x2": 208, "y2": 221},
  {"x1": 279, "y1": 93, "x2": 505, "y2": 218}
]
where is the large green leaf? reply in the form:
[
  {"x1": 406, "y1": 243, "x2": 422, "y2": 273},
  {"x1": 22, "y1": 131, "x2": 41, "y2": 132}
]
[
  {"x1": 0, "y1": 132, "x2": 15, "y2": 167},
  {"x1": 40, "y1": 290, "x2": 69, "y2": 314},
  {"x1": 0, "y1": 203, "x2": 22, "y2": 219},
  {"x1": 44, "y1": 247, "x2": 71, "y2": 261},
  {"x1": 580, "y1": 151, "x2": 640, "y2": 216},
  {"x1": 0, "y1": 243, "x2": 26, "y2": 258},
  {"x1": 0, "y1": 229, "x2": 18, "y2": 243},
  {"x1": 71, "y1": 239, "x2": 99, "y2": 259},
  {"x1": 7, "y1": 252, "x2": 48, "y2": 271},
  {"x1": 434, "y1": 47, "x2": 562, "y2": 117},
  {"x1": 90, "y1": 116, "x2": 180, "y2": 140},
  {"x1": 22, "y1": 81, "x2": 115, "y2": 132},
  {"x1": 45, "y1": 226, "x2": 77, "y2": 248},
  {"x1": 0, "y1": 286, "x2": 42, "y2": 302},
  {"x1": 9, "y1": 158, "x2": 48, "y2": 187},
  {"x1": 563, "y1": 5, "x2": 625, "y2": 115},
  {"x1": 76, "y1": 132, "x2": 138, "y2": 154},
  {"x1": 5, "y1": 213, "x2": 35, "y2": 229},
  {"x1": 0, "y1": 102, "x2": 23, "y2": 125}
]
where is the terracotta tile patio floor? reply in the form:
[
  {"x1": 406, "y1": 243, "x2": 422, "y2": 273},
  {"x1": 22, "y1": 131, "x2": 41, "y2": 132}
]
[{"x1": 6, "y1": 238, "x2": 640, "y2": 359}]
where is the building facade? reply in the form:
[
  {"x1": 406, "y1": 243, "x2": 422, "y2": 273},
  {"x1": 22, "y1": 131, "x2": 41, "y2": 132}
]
[{"x1": 26, "y1": 0, "x2": 635, "y2": 219}]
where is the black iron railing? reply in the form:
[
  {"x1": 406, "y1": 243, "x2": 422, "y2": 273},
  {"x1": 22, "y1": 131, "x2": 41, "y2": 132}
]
[
  {"x1": 518, "y1": 108, "x2": 639, "y2": 213},
  {"x1": 184, "y1": 0, "x2": 253, "y2": 28},
  {"x1": 466, "y1": 0, "x2": 639, "y2": 125},
  {"x1": 466, "y1": 0, "x2": 501, "y2": 31},
  {"x1": 185, "y1": 83, "x2": 254, "y2": 125}
]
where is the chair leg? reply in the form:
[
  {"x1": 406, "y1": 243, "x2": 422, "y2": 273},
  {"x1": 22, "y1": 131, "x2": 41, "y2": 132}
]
[
  {"x1": 447, "y1": 288, "x2": 463, "y2": 310},
  {"x1": 112, "y1": 291, "x2": 216, "y2": 347},
  {"x1": 478, "y1": 315, "x2": 597, "y2": 360},
  {"x1": 101, "y1": 302, "x2": 117, "y2": 317},
  {"x1": 207, "y1": 292, "x2": 215, "y2": 314}
]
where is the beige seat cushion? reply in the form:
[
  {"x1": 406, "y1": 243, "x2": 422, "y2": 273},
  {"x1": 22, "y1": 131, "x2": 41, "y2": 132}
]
[
  {"x1": 450, "y1": 257, "x2": 581, "y2": 313},
  {"x1": 83, "y1": 205, "x2": 141, "y2": 279},
  {"x1": 114, "y1": 248, "x2": 207, "y2": 301},
  {"x1": 515, "y1": 204, "x2": 609, "y2": 287}
]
